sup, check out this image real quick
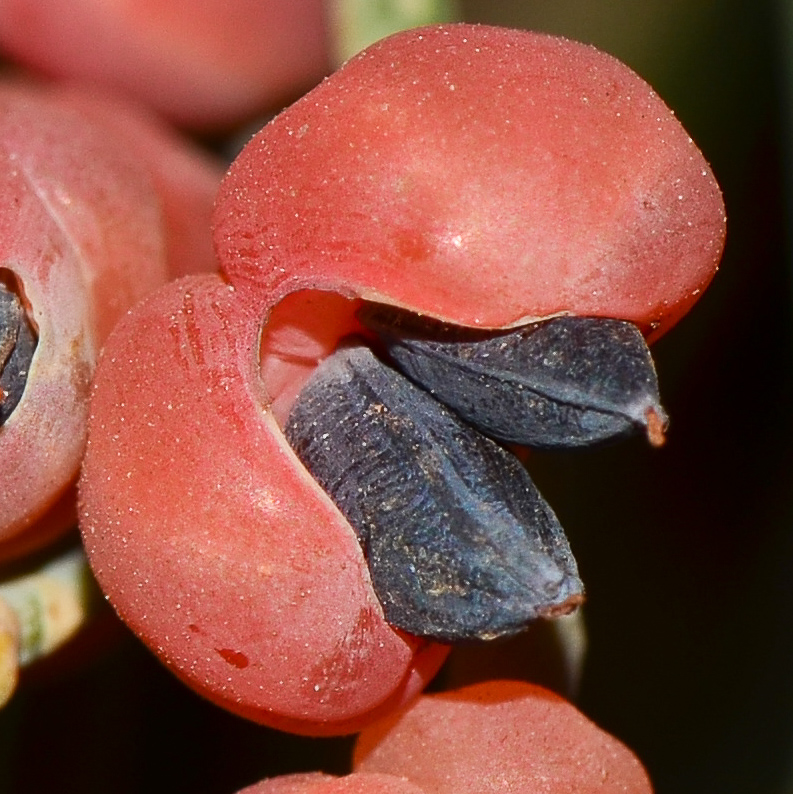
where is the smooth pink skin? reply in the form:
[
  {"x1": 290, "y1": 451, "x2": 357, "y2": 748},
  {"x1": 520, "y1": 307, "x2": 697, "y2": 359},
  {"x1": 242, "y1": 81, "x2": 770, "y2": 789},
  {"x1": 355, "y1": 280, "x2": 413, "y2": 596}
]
[
  {"x1": 0, "y1": 81, "x2": 222, "y2": 559},
  {"x1": 354, "y1": 681, "x2": 653, "y2": 793},
  {"x1": 238, "y1": 772, "x2": 425, "y2": 794},
  {"x1": 80, "y1": 273, "x2": 448, "y2": 735},
  {"x1": 216, "y1": 24, "x2": 725, "y2": 341},
  {"x1": 0, "y1": 0, "x2": 329, "y2": 130}
]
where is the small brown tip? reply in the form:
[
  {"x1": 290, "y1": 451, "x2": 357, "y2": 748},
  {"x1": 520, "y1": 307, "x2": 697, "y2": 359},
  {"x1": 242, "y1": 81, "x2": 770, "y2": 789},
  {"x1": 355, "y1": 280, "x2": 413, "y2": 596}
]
[
  {"x1": 540, "y1": 592, "x2": 586, "y2": 620},
  {"x1": 645, "y1": 406, "x2": 667, "y2": 447}
]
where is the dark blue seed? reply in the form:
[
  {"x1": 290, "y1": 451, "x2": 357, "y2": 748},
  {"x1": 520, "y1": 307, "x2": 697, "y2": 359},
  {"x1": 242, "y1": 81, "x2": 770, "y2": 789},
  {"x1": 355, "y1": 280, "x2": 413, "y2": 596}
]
[
  {"x1": 358, "y1": 306, "x2": 667, "y2": 450},
  {"x1": 0, "y1": 278, "x2": 37, "y2": 425},
  {"x1": 284, "y1": 344, "x2": 583, "y2": 643}
]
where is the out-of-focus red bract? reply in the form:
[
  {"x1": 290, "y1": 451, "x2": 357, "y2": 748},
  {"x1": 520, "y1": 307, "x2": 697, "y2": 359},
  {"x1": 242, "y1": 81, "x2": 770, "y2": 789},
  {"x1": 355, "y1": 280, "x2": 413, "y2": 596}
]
[
  {"x1": 0, "y1": 0, "x2": 329, "y2": 129},
  {"x1": 0, "y1": 81, "x2": 222, "y2": 561}
]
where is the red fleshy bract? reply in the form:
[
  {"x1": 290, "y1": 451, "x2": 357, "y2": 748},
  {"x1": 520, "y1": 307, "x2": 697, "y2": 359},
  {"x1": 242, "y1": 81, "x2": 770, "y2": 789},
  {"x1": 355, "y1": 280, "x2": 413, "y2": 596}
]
[
  {"x1": 354, "y1": 680, "x2": 653, "y2": 793},
  {"x1": 216, "y1": 24, "x2": 725, "y2": 341},
  {"x1": 0, "y1": 81, "x2": 222, "y2": 560},
  {"x1": 79, "y1": 273, "x2": 448, "y2": 734},
  {"x1": 80, "y1": 24, "x2": 725, "y2": 734}
]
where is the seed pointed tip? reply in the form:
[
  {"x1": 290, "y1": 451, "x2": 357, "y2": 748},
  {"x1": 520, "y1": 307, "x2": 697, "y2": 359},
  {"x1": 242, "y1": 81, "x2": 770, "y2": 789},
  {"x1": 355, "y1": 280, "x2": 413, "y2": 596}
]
[
  {"x1": 539, "y1": 591, "x2": 586, "y2": 620},
  {"x1": 645, "y1": 406, "x2": 668, "y2": 447}
]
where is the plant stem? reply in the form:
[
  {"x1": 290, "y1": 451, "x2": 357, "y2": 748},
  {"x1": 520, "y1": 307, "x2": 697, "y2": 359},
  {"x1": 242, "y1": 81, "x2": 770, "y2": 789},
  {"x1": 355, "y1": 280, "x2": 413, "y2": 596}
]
[{"x1": 0, "y1": 545, "x2": 96, "y2": 706}]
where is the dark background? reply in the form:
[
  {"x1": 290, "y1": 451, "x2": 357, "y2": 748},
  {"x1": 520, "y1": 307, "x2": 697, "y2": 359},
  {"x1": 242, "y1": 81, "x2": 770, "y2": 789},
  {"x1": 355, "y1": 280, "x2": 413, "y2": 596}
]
[{"x1": 1, "y1": 1, "x2": 792, "y2": 792}]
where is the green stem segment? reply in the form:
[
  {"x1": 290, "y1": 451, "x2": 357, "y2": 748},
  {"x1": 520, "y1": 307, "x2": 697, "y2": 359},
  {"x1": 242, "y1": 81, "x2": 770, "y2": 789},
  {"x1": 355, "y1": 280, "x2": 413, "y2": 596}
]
[
  {"x1": 0, "y1": 545, "x2": 97, "y2": 706},
  {"x1": 327, "y1": 0, "x2": 460, "y2": 65}
]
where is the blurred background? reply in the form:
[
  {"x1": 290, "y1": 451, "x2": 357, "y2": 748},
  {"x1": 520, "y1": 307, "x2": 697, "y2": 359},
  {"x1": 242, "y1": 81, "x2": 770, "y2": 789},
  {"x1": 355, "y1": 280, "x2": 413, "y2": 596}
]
[{"x1": 0, "y1": 1, "x2": 790, "y2": 792}]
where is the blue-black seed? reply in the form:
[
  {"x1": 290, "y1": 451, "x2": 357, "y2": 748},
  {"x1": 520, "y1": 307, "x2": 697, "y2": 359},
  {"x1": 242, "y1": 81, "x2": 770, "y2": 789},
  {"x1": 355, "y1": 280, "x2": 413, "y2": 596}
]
[
  {"x1": 0, "y1": 280, "x2": 37, "y2": 425},
  {"x1": 358, "y1": 305, "x2": 667, "y2": 450},
  {"x1": 284, "y1": 344, "x2": 583, "y2": 643}
]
